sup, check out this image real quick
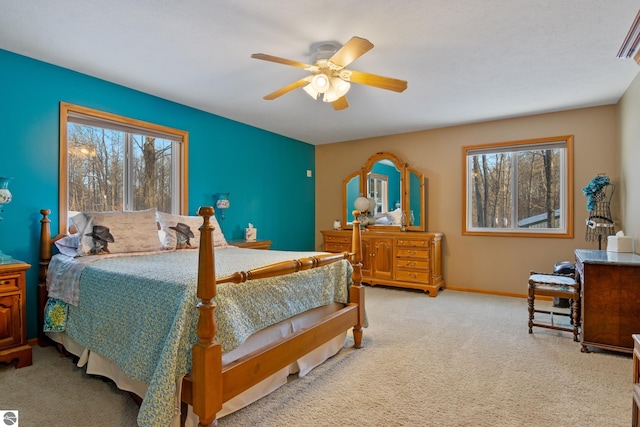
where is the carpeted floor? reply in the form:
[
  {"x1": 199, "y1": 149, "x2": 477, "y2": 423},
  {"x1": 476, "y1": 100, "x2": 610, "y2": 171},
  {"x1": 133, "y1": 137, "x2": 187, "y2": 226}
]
[{"x1": 0, "y1": 286, "x2": 632, "y2": 426}]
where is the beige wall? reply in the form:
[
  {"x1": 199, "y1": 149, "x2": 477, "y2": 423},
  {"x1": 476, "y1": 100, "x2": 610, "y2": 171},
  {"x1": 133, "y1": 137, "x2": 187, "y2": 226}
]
[
  {"x1": 619, "y1": 72, "x2": 640, "y2": 252},
  {"x1": 315, "y1": 105, "x2": 620, "y2": 296}
]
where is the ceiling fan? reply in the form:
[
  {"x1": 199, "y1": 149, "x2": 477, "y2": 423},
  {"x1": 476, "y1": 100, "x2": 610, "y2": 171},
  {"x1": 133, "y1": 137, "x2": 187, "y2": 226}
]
[{"x1": 251, "y1": 36, "x2": 408, "y2": 111}]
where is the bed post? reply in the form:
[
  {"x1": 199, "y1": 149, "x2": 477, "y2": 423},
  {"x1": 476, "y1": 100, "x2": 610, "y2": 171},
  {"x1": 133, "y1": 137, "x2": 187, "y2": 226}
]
[
  {"x1": 192, "y1": 206, "x2": 223, "y2": 427},
  {"x1": 38, "y1": 209, "x2": 52, "y2": 346},
  {"x1": 350, "y1": 210, "x2": 365, "y2": 349}
]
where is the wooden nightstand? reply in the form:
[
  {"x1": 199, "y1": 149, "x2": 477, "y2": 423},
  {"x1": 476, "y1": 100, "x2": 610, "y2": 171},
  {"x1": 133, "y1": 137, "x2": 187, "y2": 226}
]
[
  {"x1": 0, "y1": 260, "x2": 32, "y2": 368},
  {"x1": 229, "y1": 240, "x2": 272, "y2": 250}
]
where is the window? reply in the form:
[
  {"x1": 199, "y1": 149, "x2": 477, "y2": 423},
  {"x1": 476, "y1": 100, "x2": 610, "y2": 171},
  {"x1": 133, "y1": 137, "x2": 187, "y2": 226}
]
[
  {"x1": 59, "y1": 103, "x2": 188, "y2": 232},
  {"x1": 462, "y1": 135, "x2": 573, "y2": 237},
  {"x1": 368, "y1": 173, "x2": 388, "y2": 215}
]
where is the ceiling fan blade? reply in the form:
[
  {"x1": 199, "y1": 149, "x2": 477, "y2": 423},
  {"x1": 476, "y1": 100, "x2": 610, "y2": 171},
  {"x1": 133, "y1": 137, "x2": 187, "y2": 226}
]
[
  {"x1": 251, "y1": 53, "x2": 313, "y2": 70},
  {"x1": 332, "y1": 96, "x2": 349, "y2": 111},
  {"x1": 263, "y1": 78, "x2": 310, "y2": 100},
  {"x1": 347, "y1": 69, "x2": 408, "y2": 92},
  {"x1": 328, "y1": 36, "x2": 374, "y2": 69}
]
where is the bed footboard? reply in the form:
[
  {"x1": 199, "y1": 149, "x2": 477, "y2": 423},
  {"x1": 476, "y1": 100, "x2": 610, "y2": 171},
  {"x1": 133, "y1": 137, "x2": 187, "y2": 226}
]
[
  {"x1": 186, "y1": 208, "x2": 364, "y2": 426},
  {"x1": 37, "y1": 207, "x2": 364, "y2": 427}
]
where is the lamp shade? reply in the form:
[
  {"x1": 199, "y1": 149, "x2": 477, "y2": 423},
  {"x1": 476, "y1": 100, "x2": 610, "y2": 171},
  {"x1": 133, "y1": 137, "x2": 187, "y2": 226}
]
[
  {"x1": 215, "y1": 192, "x2": 230, "y2": 209},
  {"x1": 0, "y1": 177, "x2": 12, "y2": 205},
  {"x1": 322, "y1": 77, "x2": 350, "y2": 103},
  {"x1": 302, "y1": 84, "x2": 319, "y2": 100},
  {"x1": 354, "y1": 196, "x2": 370, "y2": 213}
]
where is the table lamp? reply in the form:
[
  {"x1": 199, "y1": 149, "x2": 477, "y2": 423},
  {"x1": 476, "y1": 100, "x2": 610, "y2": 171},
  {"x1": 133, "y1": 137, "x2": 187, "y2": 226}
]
[
  {"x1": 214, "y1": 192, "x2": 230, "y2": 231},
  {"x1": 0, "y1": 177, "x2": 13, "y2": 262}
]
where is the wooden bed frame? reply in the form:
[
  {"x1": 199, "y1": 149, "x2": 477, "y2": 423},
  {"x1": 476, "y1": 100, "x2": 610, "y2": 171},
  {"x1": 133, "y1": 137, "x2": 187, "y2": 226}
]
[{"x1": 37, "y1": 206, "x2": 365, "y2": 426}]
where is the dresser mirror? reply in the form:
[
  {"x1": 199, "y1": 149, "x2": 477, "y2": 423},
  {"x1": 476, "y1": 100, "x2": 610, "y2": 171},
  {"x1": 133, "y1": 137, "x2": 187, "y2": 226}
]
[{"x1": 342, "y1": 151, "x2": 426, "y2": 231}]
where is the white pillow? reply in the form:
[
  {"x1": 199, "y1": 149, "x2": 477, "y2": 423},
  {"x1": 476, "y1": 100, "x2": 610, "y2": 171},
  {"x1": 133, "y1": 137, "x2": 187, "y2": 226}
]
[
  {"x1": 54, "y1": 234, "x2": 80, "y2": 257},
  {"x1": 72, "y1": 208, "x2": 163, "y2": 256},
  {"x1": 157, "y1": 211, "x2": 228, "y2": 250},
  {"x1": 386, "y1": 208, "x2": 403, "y2": 225}
]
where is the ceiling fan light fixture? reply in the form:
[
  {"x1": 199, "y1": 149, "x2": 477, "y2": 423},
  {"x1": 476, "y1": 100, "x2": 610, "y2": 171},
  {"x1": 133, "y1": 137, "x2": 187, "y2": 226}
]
[
  {"x1": 302, "y1": 83, "x2": 320, "y2": 100},
  {"x1": 251, "y1": 36, "x2": 407, "y2": 110},
  {"x1": 310, "y1": 73, "x2": 330, "y2": 93},
  {"x1": 322, "y1": 77, "x2": 351, "y2": 103},
  {"x1": 332, "y1": 76, "x2": 350, "y2": 94}
]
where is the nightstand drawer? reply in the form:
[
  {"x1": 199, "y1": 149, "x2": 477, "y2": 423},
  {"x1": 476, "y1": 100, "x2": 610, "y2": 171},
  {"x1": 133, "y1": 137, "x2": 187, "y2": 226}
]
[
  {"x1": 396, "y1": 259, "x2": 430, "y2": 269},
  {"x1": 395, "y1": 269, "x2": 430, "y2": 283},
  {"x1": 396, "y1": 239, "x2": 430, "y2": 248},
  {"x1": 396, "y1": 248, "x2": 429, "y2": 258},
  {"x1": 0, "y1": 274, "x2": 20, "y2": 293},
  {"x1": 228, "y1": 240, "x2": 272, "y2": 250}
]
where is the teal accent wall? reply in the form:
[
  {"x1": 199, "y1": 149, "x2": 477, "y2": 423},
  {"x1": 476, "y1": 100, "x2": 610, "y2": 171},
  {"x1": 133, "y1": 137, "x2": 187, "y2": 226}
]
[
  {"x1": 371, "y1": 162, "x2": 401, "y2": 211},
  {"x1": 0, "y1": 49, "x2": 315, "y2": 339}
]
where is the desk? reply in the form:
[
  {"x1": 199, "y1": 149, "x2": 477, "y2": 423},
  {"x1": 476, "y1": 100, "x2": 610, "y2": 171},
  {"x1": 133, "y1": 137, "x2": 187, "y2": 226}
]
[{"x1": 575, "y1": 249, "x2": 640, "y2": 353}]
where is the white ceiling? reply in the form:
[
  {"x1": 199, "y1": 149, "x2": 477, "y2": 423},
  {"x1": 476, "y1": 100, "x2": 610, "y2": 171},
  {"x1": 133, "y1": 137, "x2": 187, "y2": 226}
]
[{"x1": 2, "y1": 1, "x2": 639, "y2": 145}]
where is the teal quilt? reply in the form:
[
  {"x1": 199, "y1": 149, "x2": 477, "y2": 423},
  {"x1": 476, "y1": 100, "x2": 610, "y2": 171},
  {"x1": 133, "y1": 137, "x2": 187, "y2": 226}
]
[{"x1": 49, "y1": 248, "x2": 353, "y2": 427}]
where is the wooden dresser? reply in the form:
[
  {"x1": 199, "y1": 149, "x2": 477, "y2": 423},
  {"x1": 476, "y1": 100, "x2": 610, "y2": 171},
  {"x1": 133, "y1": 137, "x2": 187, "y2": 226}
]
[
  {"x1": 575, "y1": 249, "x2": 640, "y2": 353},
  {"x1": 321, "y1": 229, "x2": 444, "y2": 296},
  {"x1": 0, "y1": 260, "x2": 32, "y2": 368}
]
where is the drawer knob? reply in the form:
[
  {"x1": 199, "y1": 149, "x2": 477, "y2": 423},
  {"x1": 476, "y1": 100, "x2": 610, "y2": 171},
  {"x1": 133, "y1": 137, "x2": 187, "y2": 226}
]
[{"x1": 1, "y1": 280, "x2": 10, "y2": 285}]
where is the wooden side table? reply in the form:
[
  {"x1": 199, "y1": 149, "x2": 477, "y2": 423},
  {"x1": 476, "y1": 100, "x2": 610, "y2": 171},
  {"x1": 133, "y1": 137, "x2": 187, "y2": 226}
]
[
  {"x1": 0, "y1": 260, "x2": 32, "y2": 368},
  {"x1": 633, "y1": 334, "x2": 640, "y2": 426},
  {"x1": 228, "y1": 239, "x2": 272, "y2": 250},
  {"x1": 575, "y1": 249, "x2": 640, "y2": 353}
]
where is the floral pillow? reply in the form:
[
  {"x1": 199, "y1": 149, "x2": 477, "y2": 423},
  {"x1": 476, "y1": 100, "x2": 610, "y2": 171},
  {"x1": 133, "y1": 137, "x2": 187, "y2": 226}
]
[
  {"x1": 43, "y1": 298, "x2": 68, "y2": 332},
  {"x1": 157, "y1": 211, "x2": 228, "y2": 250},
  {"x1": 72, "y1": 208, "x2": 163, "y2": 256}
]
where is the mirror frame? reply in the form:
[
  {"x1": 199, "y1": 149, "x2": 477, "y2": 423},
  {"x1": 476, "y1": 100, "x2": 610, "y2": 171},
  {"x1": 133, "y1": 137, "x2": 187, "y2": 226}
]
[
  {"x1": 342, "y1": 170, "x2": 362, "y2": 226},
  {"x1": 342, "y1": 151, "x2": 427, "y2": 231},
  {"x1": 406, "y1": 167, "x2": 426, "y2": 231}
]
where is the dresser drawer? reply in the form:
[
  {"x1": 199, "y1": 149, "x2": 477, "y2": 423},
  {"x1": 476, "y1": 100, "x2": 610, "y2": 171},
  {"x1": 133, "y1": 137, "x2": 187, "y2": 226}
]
[
  {"x1": 396, "y1": 248, "x2": 430, "y2": 259},
  {"x1": 395, "y1": 269, "x2": 430, "y2": 284},
  {"x1": 325, "y1": 235, "x2": 350, "y2": 244},
  {"x1": 0, "y1": 275, "x2": 20, "y2": 293},
  {"x1": 396, "y1": 259, "x2": 430, "y2": 269},
  {"x1": 396, "y1": 238, "x2": 430, "y2": 248},
  {"x1": 324, "y1": 242, "x2": 351, "y2": 252}
]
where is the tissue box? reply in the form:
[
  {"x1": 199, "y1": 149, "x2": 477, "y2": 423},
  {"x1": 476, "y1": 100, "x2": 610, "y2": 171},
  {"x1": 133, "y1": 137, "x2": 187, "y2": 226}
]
[
  {"x1": 245, "y1": 227, "x2": 257, "y2": 242},
  {"x1": 607, "y1": 235, "x2": 633, "y2": 252}
]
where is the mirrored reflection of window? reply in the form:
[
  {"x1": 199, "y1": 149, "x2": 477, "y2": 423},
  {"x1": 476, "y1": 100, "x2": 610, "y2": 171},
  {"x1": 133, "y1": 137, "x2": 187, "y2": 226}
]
[
  {"x1": 463, "y1": 136, "x2": 573, "y2": 238},
  {"x1": 368, "y1": 173, "x2": 388, "y2": 215}
]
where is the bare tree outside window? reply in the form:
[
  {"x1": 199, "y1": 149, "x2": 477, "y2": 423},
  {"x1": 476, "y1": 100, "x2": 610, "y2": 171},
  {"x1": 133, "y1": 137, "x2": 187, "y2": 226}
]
[
  {"x1": 59, "y1": 103, "x2": 188, "y2": 234},
  {"x1": 67, "y1": 127, "x2": 175, "y2": 213},
  {"x1": 463, "y1": 136, "x2": 573, "y2": 238}
]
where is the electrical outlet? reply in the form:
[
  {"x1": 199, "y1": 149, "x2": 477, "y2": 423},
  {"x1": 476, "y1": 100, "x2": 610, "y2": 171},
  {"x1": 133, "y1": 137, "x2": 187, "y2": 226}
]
[{"x1": 307, "y1": 170, "x2": 312, "y2": 177}]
